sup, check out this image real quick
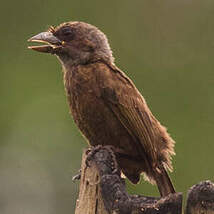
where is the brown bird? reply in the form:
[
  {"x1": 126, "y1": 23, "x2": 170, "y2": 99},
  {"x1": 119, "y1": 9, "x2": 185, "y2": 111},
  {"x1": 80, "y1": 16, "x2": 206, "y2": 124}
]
[{"x1": 28, "y1": 21, "x2": 175, "y2": 197}]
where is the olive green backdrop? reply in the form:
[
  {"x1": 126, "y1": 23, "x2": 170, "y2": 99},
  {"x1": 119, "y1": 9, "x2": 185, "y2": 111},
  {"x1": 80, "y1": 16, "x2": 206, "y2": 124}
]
[{"x1": 0, "y1": 0, "x2": 213, "y2": 213}]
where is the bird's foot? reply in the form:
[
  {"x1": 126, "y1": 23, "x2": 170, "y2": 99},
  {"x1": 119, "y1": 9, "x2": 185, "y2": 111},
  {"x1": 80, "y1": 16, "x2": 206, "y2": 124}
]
[
  {"x1": 85, "y1": 145, "x2": 103, "y2": 167},
  {"x1": 85, "y1": 145, "x2": 119, "y2": 175}
]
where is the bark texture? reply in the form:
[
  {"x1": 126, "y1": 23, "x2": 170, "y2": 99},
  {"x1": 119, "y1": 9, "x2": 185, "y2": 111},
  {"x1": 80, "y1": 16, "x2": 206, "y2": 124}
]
[
  {"x1": 185, "y1": 180, "x2": 214, "y2": 214},
  {"x1": 75, "y1": 147, "x2": 182, "y2": 214}
]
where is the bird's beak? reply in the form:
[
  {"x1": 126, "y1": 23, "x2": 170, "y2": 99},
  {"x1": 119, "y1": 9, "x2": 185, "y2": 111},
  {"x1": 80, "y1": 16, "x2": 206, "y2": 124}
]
[{"x1": 28, "y1": 32, "x2": 62, "y2": 53}]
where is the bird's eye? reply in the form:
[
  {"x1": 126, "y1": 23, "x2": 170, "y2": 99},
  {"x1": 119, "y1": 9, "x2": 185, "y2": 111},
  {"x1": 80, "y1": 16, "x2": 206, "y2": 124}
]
[
  {"x1": 54, "y1": 26, "x2": 76, "y2": 41},
  {"x1": 61, "y1": 27, "x2": 74, "y2": 37}
]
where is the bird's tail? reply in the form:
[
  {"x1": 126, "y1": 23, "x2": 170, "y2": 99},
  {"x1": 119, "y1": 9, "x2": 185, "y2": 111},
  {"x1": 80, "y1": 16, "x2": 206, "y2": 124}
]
[{"x1": 154, "y1": 164, "x2": 175, "y2": 197}]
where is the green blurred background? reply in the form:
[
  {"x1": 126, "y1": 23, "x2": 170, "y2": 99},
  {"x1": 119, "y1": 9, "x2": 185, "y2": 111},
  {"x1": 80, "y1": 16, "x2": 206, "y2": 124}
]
[{"x1": 1, "y1": 0, "x2": 214, "y2": 213}]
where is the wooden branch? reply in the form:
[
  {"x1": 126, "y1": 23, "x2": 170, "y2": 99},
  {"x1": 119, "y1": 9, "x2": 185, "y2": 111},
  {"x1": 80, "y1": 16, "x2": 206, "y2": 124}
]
[
  {"x1": 75, "y1": 148, "x2": 108, "y2": 214},
  {"x1": 75, "y1": 147, "x2": 182, "y2": 214},
  {"x1": 185, "y1": 180, "x2": 214, "y2": 214}
]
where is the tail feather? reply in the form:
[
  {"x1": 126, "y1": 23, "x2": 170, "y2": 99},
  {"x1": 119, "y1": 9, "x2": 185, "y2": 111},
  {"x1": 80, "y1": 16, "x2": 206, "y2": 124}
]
[{"x1": 154, "y1": 164, "x2": 175, "y2": 197}]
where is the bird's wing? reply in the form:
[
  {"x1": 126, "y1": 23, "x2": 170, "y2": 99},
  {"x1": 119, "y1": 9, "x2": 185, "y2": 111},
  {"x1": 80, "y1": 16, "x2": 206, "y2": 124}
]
[{"x1": 97, "y1": 62, "x2": 159, "y2": 163}]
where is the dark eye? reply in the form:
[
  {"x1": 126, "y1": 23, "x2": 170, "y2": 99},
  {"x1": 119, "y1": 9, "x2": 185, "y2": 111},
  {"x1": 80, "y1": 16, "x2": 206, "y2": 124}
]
[
  {"x1": 60, "y1": 27, "x2": 76, "y2": 40},
  {"x1": 54, "y1": 26, "x2": 76, "y2": 41},
  {"x1": 62, "y1": 28, "x2": 72, "y2": 36}
]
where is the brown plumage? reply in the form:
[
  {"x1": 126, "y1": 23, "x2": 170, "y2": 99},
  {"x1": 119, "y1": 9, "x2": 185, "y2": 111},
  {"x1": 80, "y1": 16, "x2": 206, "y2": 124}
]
[{"x1": 28, "y1": 21, "x2": 175, "y2": 196}]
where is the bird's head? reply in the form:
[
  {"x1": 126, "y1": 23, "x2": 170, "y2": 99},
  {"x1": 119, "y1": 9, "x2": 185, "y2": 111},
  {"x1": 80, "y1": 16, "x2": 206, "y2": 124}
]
[{"x1": 28, "y1": 22, "x2": 114, "y2": 67}]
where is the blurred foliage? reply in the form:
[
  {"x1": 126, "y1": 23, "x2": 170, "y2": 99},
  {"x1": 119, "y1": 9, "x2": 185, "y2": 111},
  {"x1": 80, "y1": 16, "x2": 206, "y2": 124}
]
[{"x1": 0, "y1": 0, "x2": 214, "y2": 213}]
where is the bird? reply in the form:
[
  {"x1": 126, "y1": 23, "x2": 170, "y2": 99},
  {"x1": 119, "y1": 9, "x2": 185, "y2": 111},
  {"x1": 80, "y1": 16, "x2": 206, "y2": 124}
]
[{"x1": 28, "y1": 21, "x2": 175, "y2": 197}]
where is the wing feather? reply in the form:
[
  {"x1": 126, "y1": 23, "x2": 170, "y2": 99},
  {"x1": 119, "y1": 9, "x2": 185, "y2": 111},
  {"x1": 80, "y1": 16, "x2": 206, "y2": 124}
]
[{"x1": 98, "y1": 62, "x2": 159, "y2": 164}]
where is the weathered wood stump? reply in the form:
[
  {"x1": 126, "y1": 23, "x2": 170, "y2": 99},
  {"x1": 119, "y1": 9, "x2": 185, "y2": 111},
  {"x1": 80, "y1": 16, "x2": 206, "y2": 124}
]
[
  {"x1": 74, "y1": 146, "x2": 214, "y2": 213},
  {"x1": 185, "y1": 180, "x2": 214, "y2": 214},
  {"x1": 75, "y1": 147, "x2": 182, "y2": 214}
]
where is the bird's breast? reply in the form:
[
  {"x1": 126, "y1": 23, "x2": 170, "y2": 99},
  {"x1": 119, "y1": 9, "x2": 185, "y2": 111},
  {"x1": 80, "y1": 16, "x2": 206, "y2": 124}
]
[
  {"x1": 63, "y1": 66, "x2": 108, "y2": 143},
  {"x1": 63, "y1": 65, "x2": 136, "y2": 151}
]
